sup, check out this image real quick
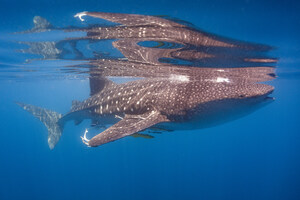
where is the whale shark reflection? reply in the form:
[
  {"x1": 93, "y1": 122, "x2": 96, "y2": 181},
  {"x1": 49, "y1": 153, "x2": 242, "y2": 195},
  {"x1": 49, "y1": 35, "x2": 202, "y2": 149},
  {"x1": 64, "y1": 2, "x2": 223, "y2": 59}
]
[{"x1": 17, "y1": 12, "x2": 277, "y2": 149}]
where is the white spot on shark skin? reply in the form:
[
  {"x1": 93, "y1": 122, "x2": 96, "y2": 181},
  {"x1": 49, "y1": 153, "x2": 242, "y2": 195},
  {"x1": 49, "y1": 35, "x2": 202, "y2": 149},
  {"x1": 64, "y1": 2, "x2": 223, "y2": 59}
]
[
  {"x1": 215, "y1": 77, "x2": 230, "y2": 83},
  {"x1": 74, "y1": 12, "x2": 87, "y2": 21},
  {"x1": 169, "y1": 74, "x2": 190, "y2": 82}
]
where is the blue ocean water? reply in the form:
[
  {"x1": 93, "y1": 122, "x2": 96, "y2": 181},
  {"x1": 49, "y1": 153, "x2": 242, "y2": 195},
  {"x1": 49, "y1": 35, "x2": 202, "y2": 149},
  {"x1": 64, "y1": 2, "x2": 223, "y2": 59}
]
[{"x1": 0, "y1": 0, "x2": 300, "y2": 200}]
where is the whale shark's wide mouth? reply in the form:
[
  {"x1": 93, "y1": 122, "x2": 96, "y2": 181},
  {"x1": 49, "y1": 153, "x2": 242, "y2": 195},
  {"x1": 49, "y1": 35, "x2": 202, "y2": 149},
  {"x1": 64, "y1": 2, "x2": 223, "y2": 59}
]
[
  {"x1": 264, "y1": 96, "x2": 275, "y2": 100},
  {"x1": 264, "y1": 95, "x2": 275, "y2": 102},
  {"x1": 262, "y1": 86, "x2": 275, "y2": 101}
]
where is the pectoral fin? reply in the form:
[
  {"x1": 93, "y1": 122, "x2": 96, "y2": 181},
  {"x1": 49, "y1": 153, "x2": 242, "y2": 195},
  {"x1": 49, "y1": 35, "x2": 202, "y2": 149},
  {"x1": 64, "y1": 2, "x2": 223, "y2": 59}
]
[
  {"x1": 84, "y1": 111, "x2": 169, "y2": 147},
  {"x1": 76, "y1": 12, "x2": 185, "y2": 27}
]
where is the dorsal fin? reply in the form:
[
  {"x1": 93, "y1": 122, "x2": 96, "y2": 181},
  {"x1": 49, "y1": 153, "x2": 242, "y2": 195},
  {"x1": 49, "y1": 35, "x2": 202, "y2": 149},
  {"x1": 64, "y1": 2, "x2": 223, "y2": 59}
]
[{"x1": 89, "y1": 75, "x2": 116, "y2": 96}]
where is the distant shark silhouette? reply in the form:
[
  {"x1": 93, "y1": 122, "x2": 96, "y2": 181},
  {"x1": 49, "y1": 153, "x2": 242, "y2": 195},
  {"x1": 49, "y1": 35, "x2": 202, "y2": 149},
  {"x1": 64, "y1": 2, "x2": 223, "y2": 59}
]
[{"x1": 17, "y1": 12, "x2": 276, "y2": 149}]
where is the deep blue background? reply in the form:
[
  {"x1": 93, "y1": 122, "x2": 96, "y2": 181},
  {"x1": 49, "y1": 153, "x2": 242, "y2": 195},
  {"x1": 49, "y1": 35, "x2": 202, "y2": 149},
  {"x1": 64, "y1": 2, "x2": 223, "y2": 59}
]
[{"x1": 0, "y1": 0, "x2": 300, "y2": 199}]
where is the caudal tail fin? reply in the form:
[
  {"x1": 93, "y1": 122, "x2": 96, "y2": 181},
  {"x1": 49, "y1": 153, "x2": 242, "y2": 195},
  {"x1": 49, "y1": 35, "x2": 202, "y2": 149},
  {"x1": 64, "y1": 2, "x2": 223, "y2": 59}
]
[{"x1": 16, "y1": 102, "x2": 63, "y2": 150}]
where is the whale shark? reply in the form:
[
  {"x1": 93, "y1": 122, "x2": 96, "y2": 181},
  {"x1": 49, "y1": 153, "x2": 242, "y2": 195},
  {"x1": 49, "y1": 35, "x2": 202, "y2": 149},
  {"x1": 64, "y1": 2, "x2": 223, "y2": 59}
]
[
  {"x1": 17, "y1": 12, "x2": 276, "y2": 149},
  {"x1": 17, "y1": 73, "x2": 274, "y2": 149}
]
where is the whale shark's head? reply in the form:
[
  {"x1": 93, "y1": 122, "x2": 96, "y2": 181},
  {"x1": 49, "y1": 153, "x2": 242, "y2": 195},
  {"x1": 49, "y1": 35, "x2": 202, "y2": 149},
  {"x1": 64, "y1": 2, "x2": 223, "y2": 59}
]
[
  {"x1": 229, "y1": 83, "x2": 274, "y2": 105},
  {"x1": 185, "y1": 83, "x2": 275, "y2": 128},
  {"x1": 212, "y1": 83, "x2": 274, "y2": 121}
]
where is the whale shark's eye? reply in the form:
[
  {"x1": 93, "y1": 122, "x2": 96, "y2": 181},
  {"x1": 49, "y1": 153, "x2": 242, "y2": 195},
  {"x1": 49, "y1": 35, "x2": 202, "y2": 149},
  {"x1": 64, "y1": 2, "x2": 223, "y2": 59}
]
[{"x1": 239, "y1": 95, "x2": 246, "y2": 98}]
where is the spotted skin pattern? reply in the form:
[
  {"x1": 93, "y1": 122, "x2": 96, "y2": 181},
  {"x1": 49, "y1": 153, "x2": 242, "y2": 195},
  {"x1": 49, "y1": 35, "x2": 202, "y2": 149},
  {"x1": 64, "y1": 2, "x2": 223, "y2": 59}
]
[{"x1": 64, "y1": 74, "x2": 274, "y2": 147}]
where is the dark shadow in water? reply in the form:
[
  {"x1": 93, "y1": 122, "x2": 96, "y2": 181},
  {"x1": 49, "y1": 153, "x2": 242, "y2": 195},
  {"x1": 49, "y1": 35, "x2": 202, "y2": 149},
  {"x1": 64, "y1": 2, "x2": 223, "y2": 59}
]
[{"x1": 15, "y1": 12, "x2": 277, "y2": 149}]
